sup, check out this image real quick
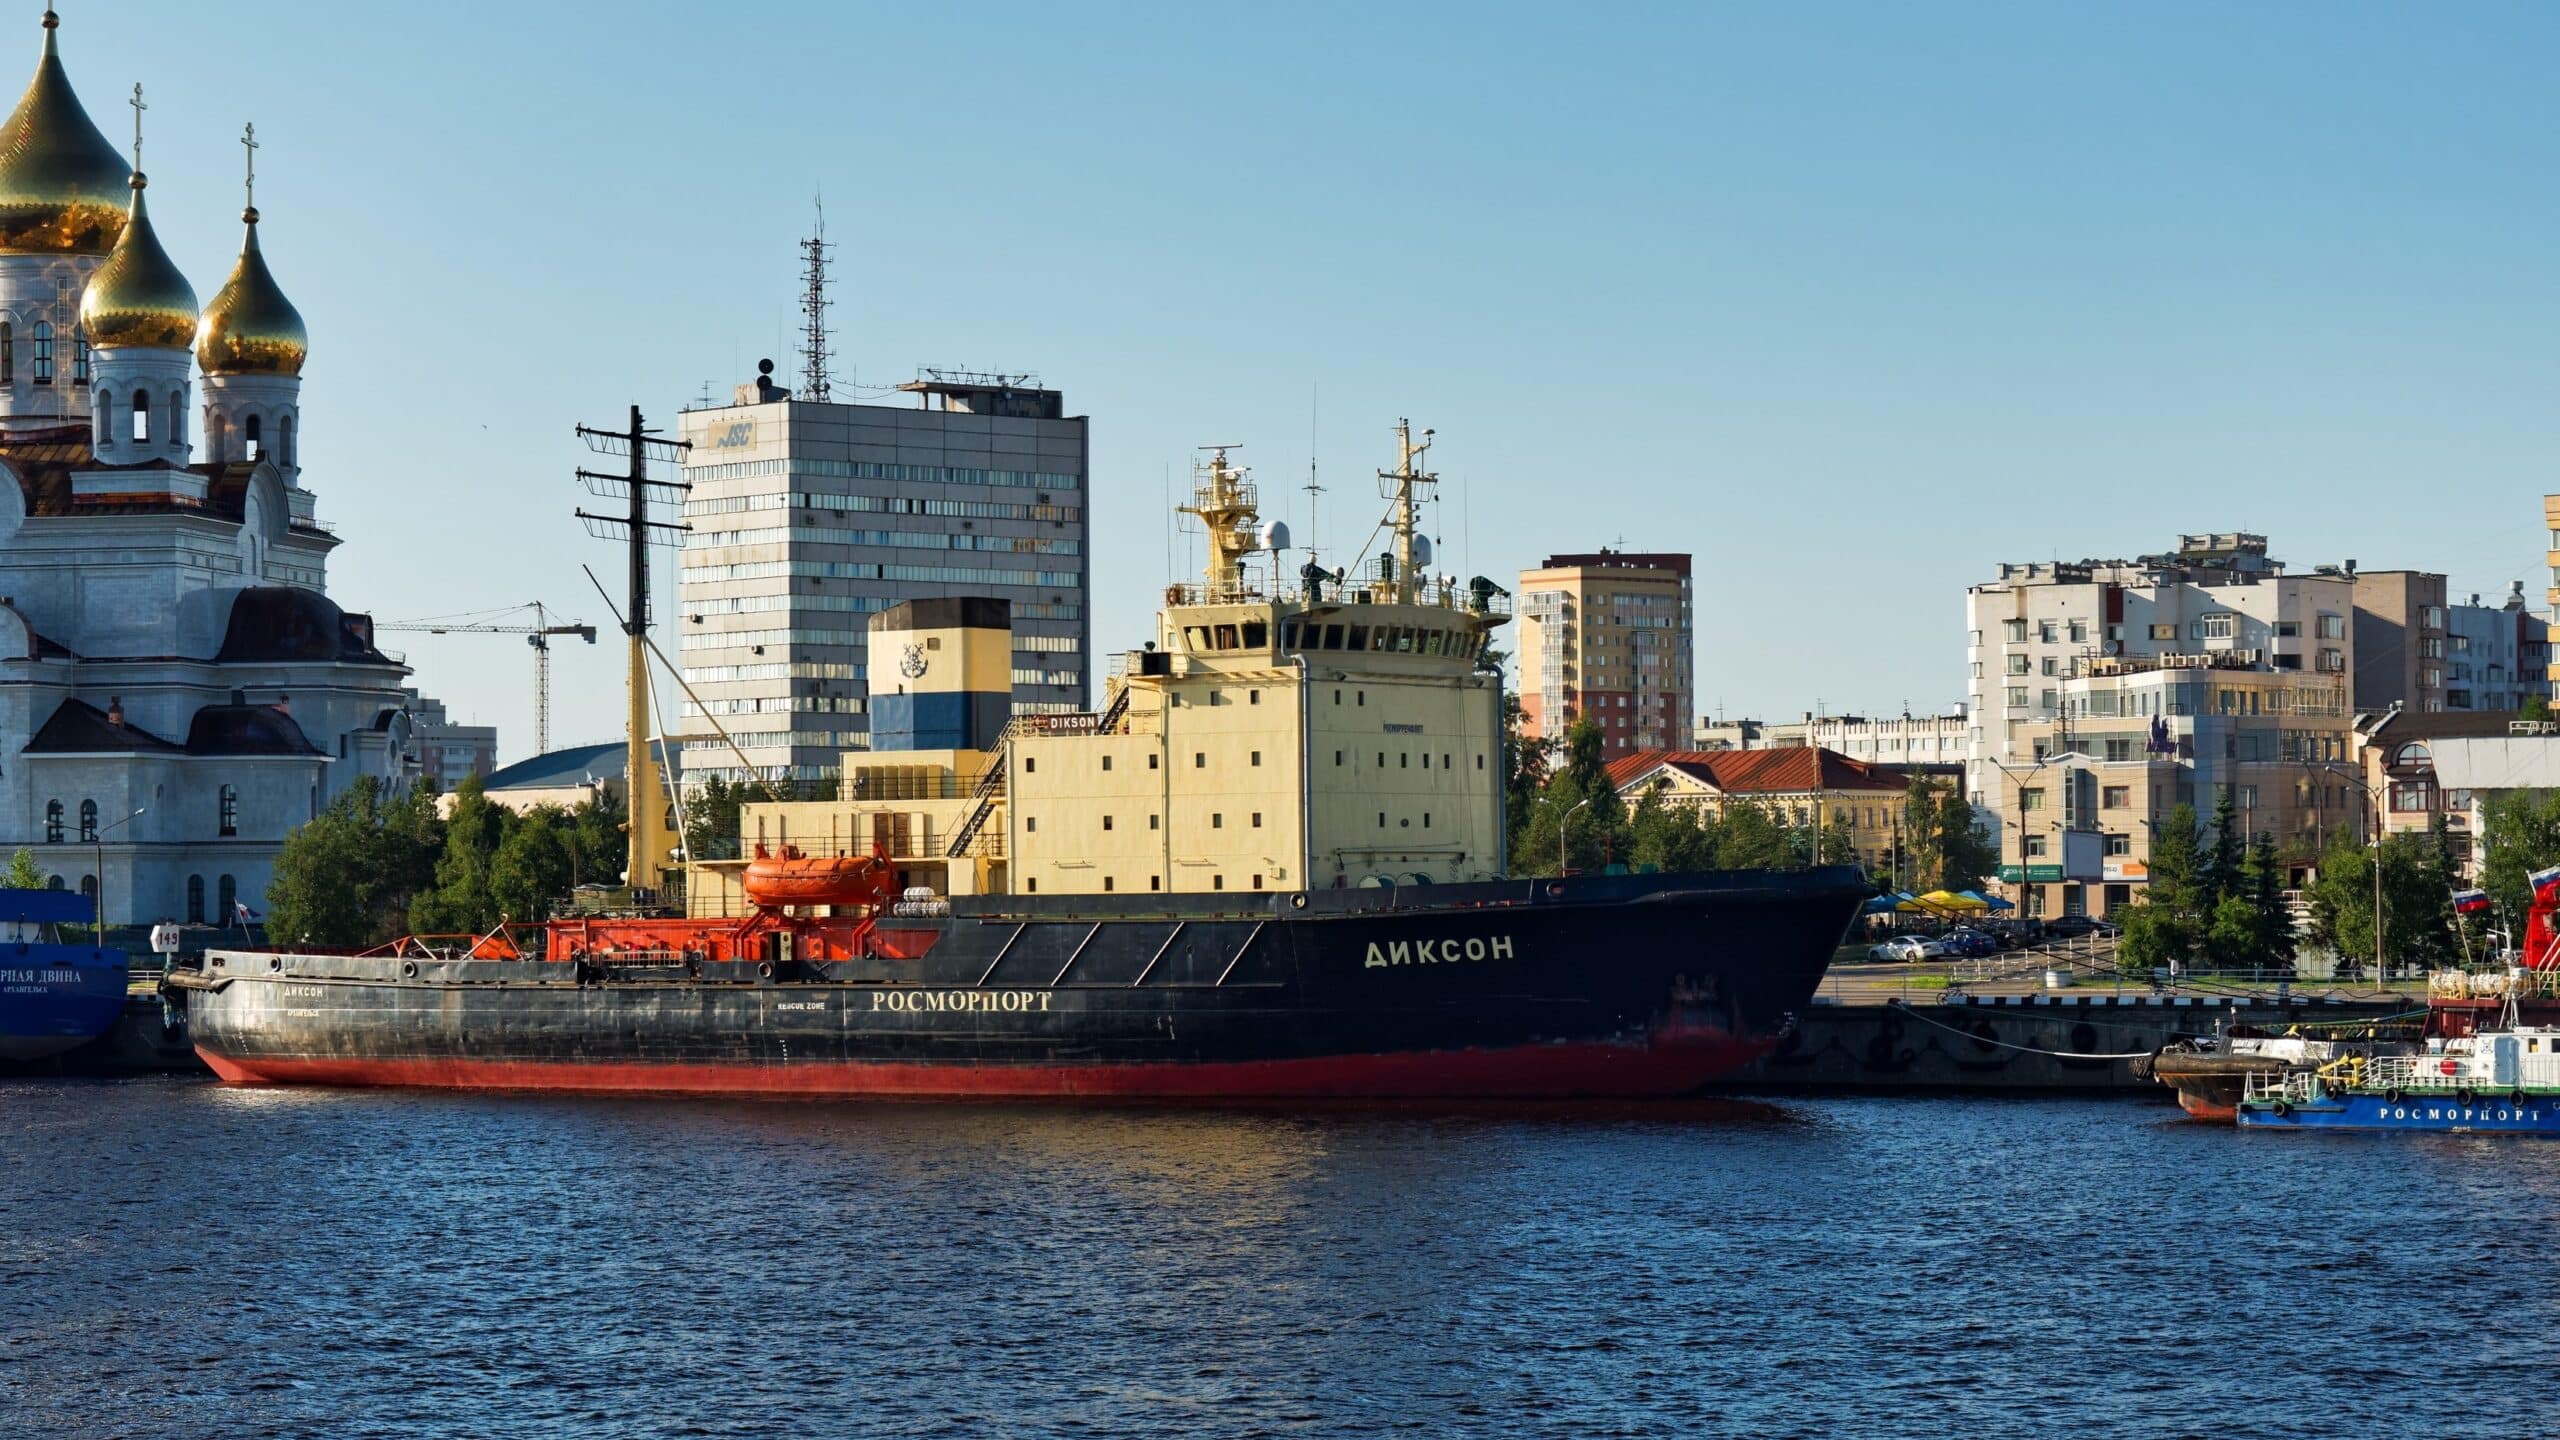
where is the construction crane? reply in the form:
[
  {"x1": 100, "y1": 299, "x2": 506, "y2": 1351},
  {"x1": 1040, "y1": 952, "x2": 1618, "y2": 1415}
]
[{"x1": 376, "y1": 602, "x2": 598, "y2": 756}]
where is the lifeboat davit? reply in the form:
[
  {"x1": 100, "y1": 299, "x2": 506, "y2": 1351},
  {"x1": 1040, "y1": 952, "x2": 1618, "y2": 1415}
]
[{"x1": 742, "y1": 844, "x2": 886, "y2": 909}]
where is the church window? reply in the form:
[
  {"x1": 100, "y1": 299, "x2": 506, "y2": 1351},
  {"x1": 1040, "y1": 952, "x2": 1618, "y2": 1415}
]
[
  {"x1": 2, "y1": 321, "x2": 14, "y2": 382},
  {"x1": 130, "y1": 390, "x2": 148, "y2": 443},
  {"x1": 168, "y1": 390, "x2": 183, "y2": 447},
  {"x1": 70, "y1": 326, "x2": 85, "y2": 384},
  {"x1": 218, "y1": 874, "x2": 236, "y2": 922},
  {"x1": 93, "y1": 389, "x2": 109, "y2": 445},
  {"x1": 186, "y1": 875, "x2": 204, "y2": 924},
  {"x1": 245, "y1": 414, "x2": 261, "y2": 461},
  {"x1": 43, "y1": 800, "x2": 62, "y2": 843},
  {"x1": 219, "y1": 785, "x2": 238, "y2": 837},
  {"x1": 43, "y1": 874, "x2": 61, "y2": 890},
  {"x1": 77, "y1": 799, "x2": 96, "y2": 841},
  {"x1": 78, "y1": 874, "x2": 95, "y2": 904},
  {"x1": 30, "y1": 320, "x2": 50, "y2": 384}
]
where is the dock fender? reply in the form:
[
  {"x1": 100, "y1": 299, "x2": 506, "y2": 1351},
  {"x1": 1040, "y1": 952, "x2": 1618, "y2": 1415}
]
[
  {"x1": 2385, "y1": 1088, "x2": 2404, "y2": 1104},
  {"x1": 2457, "y1": 1086, "x2": 2478, "y2": 1105},
  {"x1": 2272, "y1": 1101, "x2": 2292, "y2": 1118}
]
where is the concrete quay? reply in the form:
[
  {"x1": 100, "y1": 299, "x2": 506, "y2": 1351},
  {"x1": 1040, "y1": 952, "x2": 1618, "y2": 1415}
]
[{"x1": 1716, "y1": 989, "x2": 2415, "y2": 1096}]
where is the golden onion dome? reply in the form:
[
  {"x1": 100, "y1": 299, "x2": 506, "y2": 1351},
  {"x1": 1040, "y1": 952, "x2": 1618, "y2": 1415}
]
[
  {"x1": 0, "y1": 11, "x2": 130, "y2": 255},
  {"x1": 197, "y1": 207, "x2": 305, "y2": 376},
  {"x1": 77, "y1": 175, "x2": 197, "y2": 351}
]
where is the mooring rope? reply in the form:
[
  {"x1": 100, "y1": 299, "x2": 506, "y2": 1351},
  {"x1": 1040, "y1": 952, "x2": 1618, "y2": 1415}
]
[{"x1": 1886, "y1": 1001, "x2": 2161, "y2": 1060}]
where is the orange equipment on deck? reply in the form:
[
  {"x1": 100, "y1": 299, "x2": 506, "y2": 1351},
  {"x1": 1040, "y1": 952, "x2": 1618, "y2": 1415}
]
[{"x1": 742, "y1": 843, "x2": 896, "y2": 910}]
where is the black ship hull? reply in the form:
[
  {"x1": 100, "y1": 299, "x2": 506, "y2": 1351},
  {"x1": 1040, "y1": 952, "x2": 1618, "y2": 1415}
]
[{"x1": 178, "y1": 871, "x2": 1862, "y2": 1099}]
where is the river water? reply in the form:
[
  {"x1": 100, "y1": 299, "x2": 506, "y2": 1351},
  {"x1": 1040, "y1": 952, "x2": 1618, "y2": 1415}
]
[{"x1": 0, "y1": 1079, "x2": 2543, "y2": 1438}]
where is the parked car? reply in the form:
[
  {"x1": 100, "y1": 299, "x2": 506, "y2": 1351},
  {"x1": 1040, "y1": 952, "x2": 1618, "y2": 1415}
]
[
  {"x1": 1940, "y1": 929, "x2": 1998, "y2": 959},
  {"x1": 1868, "y1": 937, "x2": 1925, "y2": 962},
  {"x1": 2042, "y1": 915, "x2": 2115, "y2": 938}
]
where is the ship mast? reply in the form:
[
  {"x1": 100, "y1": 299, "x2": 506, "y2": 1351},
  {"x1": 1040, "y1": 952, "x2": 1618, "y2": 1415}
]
[
  {"x1": 1179, "y1": 445, "x2": 1260, "y2": 601},
  {"x1": 1380, "y1": 419, "x2": 1434, "y2": 604},
  {"x1": 576, "y1": 408, "x2": 693, "y2": 903}
]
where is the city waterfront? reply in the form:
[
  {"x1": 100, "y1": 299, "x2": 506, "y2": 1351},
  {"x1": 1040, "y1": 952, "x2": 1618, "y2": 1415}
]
[{"x1": 5, "y1": 1080, "x2": 2549, "y2": 1438}]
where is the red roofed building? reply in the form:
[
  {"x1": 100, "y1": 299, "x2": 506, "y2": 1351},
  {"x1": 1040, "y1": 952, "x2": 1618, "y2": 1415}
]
[{"x1": 1606, "y1": 747, "x2": 1912, "y2": 876}]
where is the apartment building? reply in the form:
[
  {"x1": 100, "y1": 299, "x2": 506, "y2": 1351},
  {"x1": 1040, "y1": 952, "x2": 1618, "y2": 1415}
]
[
  {"x1": 1965, "y1": 534, "x2": 2357, "y2": 810},
  {"x1": 1984, "y1": 654, "x2": 2357, "y2": 919},
  {"x1": 1516, "y1": 551, "x2": 1692, "y2": 760}
]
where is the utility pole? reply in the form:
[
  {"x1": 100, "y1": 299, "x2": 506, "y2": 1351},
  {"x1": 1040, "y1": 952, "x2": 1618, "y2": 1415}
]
[{"x1": 576, "y1": 408, "x2": 692, "y2": 902}]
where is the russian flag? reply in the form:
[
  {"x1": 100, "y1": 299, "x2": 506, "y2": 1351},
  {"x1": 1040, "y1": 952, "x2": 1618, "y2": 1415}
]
[
  {"x1": 2454, "y1": 889, "x2": 2491, "y2": 915},
  {"x1": 2534, "y1": 865, "x2": 2560, "y2": 903}
]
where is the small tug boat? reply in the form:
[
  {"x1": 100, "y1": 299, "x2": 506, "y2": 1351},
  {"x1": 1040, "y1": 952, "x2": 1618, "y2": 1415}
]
[
  {"x1": 2152, "y1": 1029, "x2": 2395, "y2": 1121},
  {"x1": 2237, "y1": 986, "x2": 2560, "y2": 1135}
]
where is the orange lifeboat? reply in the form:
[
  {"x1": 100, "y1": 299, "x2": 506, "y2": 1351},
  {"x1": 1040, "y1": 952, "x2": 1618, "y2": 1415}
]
[{"x1": 742, "y1": 844, "x2": 885, "y2": 910}]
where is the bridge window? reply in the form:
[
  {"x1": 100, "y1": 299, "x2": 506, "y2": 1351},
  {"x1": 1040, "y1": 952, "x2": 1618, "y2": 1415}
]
[
  {"x1": 1103, "y1": 876, "x2": 1114, "y2": 892},
  {"x1": 1149, "y1": 876, "x2": 1161, "y2": 891},
  {"x1": 1102, "y1": 815, "x2": 1114, "y2": 831}
]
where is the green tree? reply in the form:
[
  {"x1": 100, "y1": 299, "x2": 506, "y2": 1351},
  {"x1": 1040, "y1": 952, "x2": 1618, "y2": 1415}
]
[
  {"x1": 2306, "y1": 829, "x2": 2444, "y2": 977},
  {"x1": 2241, "y1": 834, "x2": 2291, "y2": 967},
  {"x1": 572, "y1": 791, "x2": 628, "y2": 889},
  {"x1": 2148, "y1": 802, "x2": 2205, "y2": 920},
  {"x1": 411, "y1": 776, "x2": 507, "y2": 934},
  {"x1": 1499, "y1": 690, "x2": 1557, "y2": 866},
  {"x1": 2480, "y1": 789, "x2": 2560, "y2": 940},
  {"x1": 2526, "y1": 694, "x2": 2554, "y2": 723},
  {"x1": 1626, "y1": 787, "x2": 1715, "y2": 872},
  {"x1": 682, "y1": 776, "x2": 746, "y2": 864},
  {"x1": 1819, "y1": 812, "x2": 1859, "y2": 868},
  {"x1": 491, "y1": 804, "x2": 577, "y2": 924},
  {"x1": 265, "y1": 777, "x2": 445, "y2": 946},
  {"x1": 1934, "y1": 788, "x2": 1997, "y2": 893},
  {"x1": 1515, "y1": 718, "x2": 1626, "y2": 876},
  {"x1": 1711, "y1": 800, "x2": 1794, "y2": 870},
  {"x1": 2, "y1": 847, "x2": 42, "y2": 891},
  {"x1": 2116, "y1": 902, "x2": 2196, "y2": 978},
  {"x1": 2203, "y1": 787, "x2": 2243, "y2": 913}
]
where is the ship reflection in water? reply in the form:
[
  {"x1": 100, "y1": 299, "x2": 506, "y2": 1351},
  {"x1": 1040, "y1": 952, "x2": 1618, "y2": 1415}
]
[{"x1": 12, "y1": 1083, "x2": 2560, "y2": 1437}]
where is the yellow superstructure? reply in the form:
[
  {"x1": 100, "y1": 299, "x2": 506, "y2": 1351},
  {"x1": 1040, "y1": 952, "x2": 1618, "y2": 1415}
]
[{"x1": 689, "y1": 423, "x2": 1514, "y2": 912}]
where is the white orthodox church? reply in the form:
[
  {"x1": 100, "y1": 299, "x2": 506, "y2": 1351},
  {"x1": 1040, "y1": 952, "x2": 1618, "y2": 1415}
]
[{"x1": 0, "y1": 9, "x2": 414, "y2": 929}]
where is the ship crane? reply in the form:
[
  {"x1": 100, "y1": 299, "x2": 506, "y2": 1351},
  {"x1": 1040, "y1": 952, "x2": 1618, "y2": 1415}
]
[{"x1": 376, "y1": 603, "x2": 599, "y2": 756}]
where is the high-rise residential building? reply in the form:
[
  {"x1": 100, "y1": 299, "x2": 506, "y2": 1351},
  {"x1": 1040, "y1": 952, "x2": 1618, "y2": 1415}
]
[
  {"x1": 1964, "y1": 534, "x2": 2356, "y2": 808},
  {"x1": 1515, "y1": 551, "x2": 1692, "y2": 760},
  {"x1": 403, "y1": 689, "x2": 497, "y2": 790},
  {"x1": 675, "y1": 368, "x2": 1091, "y2": 783},
  {"x1": 2545, "y1": 492, "x2": 2560, "y2": 703}
]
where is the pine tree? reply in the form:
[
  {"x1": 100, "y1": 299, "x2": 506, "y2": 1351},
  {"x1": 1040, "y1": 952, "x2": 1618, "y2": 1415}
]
[
  {"x1": 2204, "y1": 786, "x2": 2242, "y2": 913},
  {"x1": 2149, "y1": 802, "x2": 2205, "y2": 923}
]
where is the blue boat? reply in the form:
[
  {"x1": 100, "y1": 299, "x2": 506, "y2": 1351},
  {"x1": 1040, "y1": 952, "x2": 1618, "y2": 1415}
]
[
  {"x1": 0, "y1": 888, "x2": 128, "y2": 1063},
  {"x1": 2238, "y1": 1003, "x2": 2560, "y2": 1135}
]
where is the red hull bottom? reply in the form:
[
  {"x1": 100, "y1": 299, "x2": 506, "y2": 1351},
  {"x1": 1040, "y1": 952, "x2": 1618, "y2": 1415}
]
[
  {"x1": 2175, "y1": 1093, "x2": 2238, "y2": 1122},
  {"x1": 196, "y1": 1032, "x2": 1771, "y2": 1100}
]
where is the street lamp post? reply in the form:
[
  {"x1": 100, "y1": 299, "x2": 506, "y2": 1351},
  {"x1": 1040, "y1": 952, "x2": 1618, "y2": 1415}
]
[
  {"x1": 93, "y1": 806, "x2": 144, "y2": 948},
  {"x1": 1560, "y1": 794, "x2": 1594, "y2": 877}
]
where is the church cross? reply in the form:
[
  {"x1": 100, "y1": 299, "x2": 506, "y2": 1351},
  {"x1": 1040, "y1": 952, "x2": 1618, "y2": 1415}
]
[
  {"x1": 242, "y1": 122, "x2": 257, "y2": 209},
  {"x1": 127, "y1": 82, "x2": 143, "y2": 174}
]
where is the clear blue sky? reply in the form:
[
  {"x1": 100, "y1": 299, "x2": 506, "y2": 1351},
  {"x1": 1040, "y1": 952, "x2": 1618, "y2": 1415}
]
[{"x1": 74, "y1": 1, "x2": 2560, "y2": 751}]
